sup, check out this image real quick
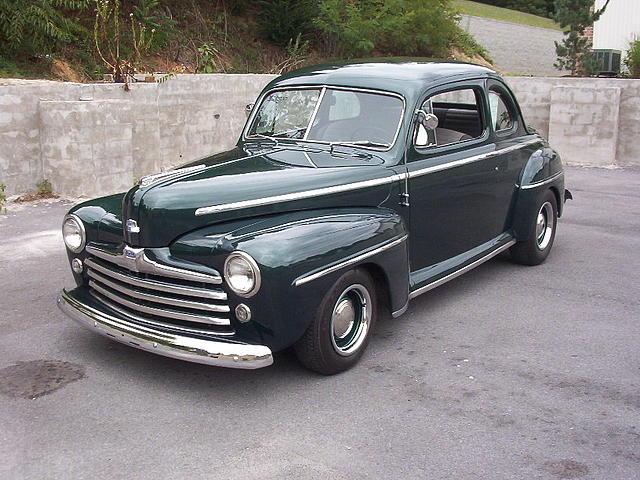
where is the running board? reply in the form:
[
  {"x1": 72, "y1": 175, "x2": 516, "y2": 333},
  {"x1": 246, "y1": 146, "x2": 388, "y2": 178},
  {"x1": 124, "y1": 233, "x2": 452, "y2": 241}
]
[{"x1": 404, "y1": 239, "x2": 516, "y2": 305}]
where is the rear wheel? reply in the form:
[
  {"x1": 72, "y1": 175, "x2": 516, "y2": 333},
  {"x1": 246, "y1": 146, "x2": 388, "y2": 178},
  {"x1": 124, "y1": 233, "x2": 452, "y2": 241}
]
[
  {"x1": 511, "y1": 190, "x2": 558, "y2": 266},
  {"x1": 294, "y1": 269, "x2": 377, "y2": 375}
]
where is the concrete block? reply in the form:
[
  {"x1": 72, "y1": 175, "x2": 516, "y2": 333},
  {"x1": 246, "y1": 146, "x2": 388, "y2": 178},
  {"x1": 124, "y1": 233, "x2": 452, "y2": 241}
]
[{"x1": 549, "y1": 85, "x2": 620, "y2": 167}]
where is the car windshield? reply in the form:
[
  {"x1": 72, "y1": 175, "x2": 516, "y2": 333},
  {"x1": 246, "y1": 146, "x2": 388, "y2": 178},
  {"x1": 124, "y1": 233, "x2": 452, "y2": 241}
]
[{"x1": 247, "y1": 87, "x2": 404, "y2": 150}]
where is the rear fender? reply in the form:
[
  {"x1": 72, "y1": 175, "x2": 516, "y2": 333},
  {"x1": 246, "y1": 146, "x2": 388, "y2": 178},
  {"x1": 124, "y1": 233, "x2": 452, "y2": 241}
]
[{"x1": 511, "y1": 147, "x2": 566, "y2": 241}]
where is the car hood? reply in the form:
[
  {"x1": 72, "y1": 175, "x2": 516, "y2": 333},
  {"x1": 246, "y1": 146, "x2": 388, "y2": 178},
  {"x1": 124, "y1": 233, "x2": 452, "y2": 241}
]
[{"x1": 123, "y1": 146, "x2": 397, "y2": 247}]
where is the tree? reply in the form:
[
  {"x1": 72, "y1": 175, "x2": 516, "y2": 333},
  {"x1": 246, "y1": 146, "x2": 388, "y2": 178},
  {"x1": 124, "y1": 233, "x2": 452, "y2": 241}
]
[
  {"x1": 553, "y1": 0, "x2": 610, "y2": 75},
  {"x1": 0, "y1": 0, "x2": 88, "y2": 55}
]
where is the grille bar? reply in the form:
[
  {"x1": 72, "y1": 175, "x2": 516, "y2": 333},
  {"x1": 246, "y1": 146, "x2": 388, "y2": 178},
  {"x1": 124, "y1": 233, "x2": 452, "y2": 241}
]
[
  {"x1": 88, "y1": 269, "x2": 230, "y2": 313},
  {"x1": 85, "y1": 258, "x2": 227, "y2": 300},
  {"x1": 90, "y1": 281, "x2": 230, "y2": 326},
  {"x1": 86, "y1": 244, "x2": 222, "y2": 285},
  {"x1": 89, "y1": 290, "x2": 234, "y2": 336}
]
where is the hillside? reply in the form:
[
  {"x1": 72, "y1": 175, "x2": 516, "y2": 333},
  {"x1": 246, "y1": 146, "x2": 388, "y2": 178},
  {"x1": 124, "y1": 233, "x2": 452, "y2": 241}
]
[{"x1": 0, "y1": 0, "x2": 492, "y2": 83}]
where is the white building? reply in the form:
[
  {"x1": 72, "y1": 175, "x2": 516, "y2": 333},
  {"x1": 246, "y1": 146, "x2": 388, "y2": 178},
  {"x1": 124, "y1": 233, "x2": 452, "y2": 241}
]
[{"x1": 593, "y1": 0, "x2": 640, "y2": 65}]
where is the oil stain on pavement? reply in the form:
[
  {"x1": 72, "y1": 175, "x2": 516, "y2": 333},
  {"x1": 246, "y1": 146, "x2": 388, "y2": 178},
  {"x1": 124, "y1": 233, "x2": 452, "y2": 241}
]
[
  {"x1": 0, "y1": 360, "x2": 85, "y2": 399},
  {"x1": 546, "y1": 459, "x2": 589, "y2": 478}
]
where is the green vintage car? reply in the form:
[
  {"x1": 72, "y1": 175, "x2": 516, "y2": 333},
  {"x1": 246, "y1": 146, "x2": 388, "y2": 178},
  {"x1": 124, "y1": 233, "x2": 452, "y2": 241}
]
[{"x1": 58, "y1": 60, "x2": 570, "y2": 374}]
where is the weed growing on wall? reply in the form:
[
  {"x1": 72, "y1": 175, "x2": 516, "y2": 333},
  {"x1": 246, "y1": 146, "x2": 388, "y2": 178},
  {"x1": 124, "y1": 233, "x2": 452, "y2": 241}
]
[
  {"x1": 36, "y1": 178, "x2": 53, "y2": 196},
  {"x1": 94, "y1": 0, "x2": 155, "y2": 88},
  {"x1": 0, "y1": 183, "x2": 7, "y2": 213}
]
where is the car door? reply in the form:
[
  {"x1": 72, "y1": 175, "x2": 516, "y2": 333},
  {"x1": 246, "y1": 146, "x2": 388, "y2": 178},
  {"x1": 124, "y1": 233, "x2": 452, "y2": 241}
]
[
  {"x1": 405, "y1": 80, "x2": 500, "y2": 277},
  {"x1": 484, "y1": 79, "x2": 531, "y2": 235}
]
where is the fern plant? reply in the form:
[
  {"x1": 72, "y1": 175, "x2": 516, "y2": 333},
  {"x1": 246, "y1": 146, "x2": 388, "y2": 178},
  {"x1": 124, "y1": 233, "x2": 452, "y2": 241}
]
[{"x1": 0, "y1": 0, "x2": 89, "y2": 55}]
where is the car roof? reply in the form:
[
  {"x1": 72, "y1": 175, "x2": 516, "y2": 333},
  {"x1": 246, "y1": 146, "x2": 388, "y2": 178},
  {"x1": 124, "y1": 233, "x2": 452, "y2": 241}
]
[{"x1": 267, "y1": 58, "x2": 498, "y2": 100}]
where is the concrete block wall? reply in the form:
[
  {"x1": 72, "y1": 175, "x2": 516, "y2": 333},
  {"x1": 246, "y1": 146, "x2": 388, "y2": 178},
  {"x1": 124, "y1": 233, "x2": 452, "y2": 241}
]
[
  {"x1": 1, "y1": 74, "x2": 639, "y2": 198},
  {"x1": 0, "y1": 74, "x2": 276, "y2": 197},
  {"x1": 507, "y1": 77, "x2": 640, "y2": 167}
]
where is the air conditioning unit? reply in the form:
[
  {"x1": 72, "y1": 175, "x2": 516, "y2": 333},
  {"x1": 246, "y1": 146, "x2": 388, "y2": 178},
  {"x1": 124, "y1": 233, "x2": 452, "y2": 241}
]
[{"x1": 591, "y1": 49, "x2": 622, "y2": 75}]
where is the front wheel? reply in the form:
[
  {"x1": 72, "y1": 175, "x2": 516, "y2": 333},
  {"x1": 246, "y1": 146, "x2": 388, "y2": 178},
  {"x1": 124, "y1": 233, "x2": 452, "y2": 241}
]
[
  {"x1": 294, "y1": 269, "x2": 377, "y2": 375},
  {"x1": 511, "y1": 190, "x2": 558, "y2": 266}
]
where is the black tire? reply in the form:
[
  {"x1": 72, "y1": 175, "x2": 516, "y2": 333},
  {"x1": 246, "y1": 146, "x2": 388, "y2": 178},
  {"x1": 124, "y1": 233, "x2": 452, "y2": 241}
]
[
  {"x1": 294, "y1": 269, "x2": 378, "y2": 375},
  {"x1": 510, "y1": 190, "x2": 558, "y2": 266}
]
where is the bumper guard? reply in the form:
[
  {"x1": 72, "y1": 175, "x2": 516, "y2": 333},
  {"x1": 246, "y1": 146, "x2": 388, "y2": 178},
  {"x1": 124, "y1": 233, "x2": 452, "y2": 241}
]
[{"x1": 57, "y1": 289, "x2": 273, "y2": 369}]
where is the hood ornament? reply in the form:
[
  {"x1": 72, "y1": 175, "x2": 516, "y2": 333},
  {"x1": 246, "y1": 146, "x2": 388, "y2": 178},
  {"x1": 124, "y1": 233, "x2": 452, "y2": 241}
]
[{"x1": 138, "y1": 164, "x2": 206, "y2": 188}]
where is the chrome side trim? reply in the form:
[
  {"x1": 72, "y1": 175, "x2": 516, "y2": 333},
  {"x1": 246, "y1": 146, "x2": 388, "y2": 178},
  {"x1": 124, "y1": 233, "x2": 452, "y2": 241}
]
[
  {"x1": 408, "y1": 239, "x2": 516, "y2": 300},
  {"x1": 195, "y1": 140, "x2": 541, "y2": 216},
  {"x1": 86, "y1": 245, "x2": 222, "y2": 285},
  {"x1": 519, "y1": 171, "x2": 564, "y2": 190},
  {"x1": 90, "y1": 291, "x2": 234, "y2": 337},
  {"x1": 294, "y1": 235, "x2": 408, "y2": 287},
  {"x1": 58, "y1": 290, "x2": 272, "y2": 369},
  {"x1": 88, "y1": 270, "x2": 230, "y2": 313},
  {"x1": 409, "y1": 138, "x2": 540, "y2": 179},
  {"x1": 195, "y1": 174, "x2": 405, "y2": 216},
  {"x1": 85, "y1": 259, "x2": 227, "y2": 300},
  {"x1": 90, "y1": 281, "x2": 230, "y2": 325}
]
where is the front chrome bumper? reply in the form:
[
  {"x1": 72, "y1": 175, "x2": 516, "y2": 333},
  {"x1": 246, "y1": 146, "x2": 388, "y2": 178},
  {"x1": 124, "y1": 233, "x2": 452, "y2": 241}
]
[{"x1": 57, "y1": 289, "x2": 273, "y2": 369}]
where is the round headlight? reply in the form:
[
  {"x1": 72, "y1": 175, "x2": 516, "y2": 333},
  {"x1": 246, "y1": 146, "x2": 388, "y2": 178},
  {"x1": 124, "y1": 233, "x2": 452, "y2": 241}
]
[
  {"x1": 62, "y1": 214, "x2": 86, "y2": 253},
  {"x1": 224, "y1": 252, "x2": 261, "y2": 297}
]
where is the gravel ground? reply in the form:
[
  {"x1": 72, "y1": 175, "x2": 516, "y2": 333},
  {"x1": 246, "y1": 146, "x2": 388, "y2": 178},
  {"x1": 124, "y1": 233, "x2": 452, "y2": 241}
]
[{"x1": 1, "y1": 165, "x2": 639, "y2": 480}]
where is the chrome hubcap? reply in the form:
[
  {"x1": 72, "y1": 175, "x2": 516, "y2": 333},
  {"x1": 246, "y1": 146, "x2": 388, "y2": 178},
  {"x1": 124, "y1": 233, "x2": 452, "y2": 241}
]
[
  {"x1": 536, "y1": 202, "x2": 554, "y2": 250},
  {"x1": 330, "y1": 284, "x2": 371, "y2": 356}
]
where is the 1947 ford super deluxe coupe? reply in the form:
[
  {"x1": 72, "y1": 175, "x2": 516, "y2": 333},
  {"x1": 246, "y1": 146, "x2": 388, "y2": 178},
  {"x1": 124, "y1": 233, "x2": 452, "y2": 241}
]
[{"x1": 58, "y1": 61, "x2": 570, "y2": 374}]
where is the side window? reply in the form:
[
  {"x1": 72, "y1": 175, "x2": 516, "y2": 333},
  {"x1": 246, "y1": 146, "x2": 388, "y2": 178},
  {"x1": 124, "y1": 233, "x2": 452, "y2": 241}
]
[
  {"x1": 415, "y1": 87, "x2": 484, "y2": 148},
  {"x1": 488, "y1": 90, "x2": 514, "y2": 132}
]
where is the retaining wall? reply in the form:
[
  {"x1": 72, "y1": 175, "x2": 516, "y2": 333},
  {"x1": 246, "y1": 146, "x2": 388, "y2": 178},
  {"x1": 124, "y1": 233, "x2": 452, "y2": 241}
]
[{"x1": 0, "y1": 74, "x2": 638, "y2": 197}]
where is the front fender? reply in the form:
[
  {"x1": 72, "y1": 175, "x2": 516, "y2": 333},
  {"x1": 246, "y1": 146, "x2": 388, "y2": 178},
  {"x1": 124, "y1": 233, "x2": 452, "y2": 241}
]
[{"x1": 171, "y1": 208, "x2": 408, "y2": 351}]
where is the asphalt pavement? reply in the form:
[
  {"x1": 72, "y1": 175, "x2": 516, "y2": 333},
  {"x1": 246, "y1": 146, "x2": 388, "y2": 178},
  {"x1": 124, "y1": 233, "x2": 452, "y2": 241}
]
[{"x1": 1, "y1": 166, "x2": 639, "y2": 480}]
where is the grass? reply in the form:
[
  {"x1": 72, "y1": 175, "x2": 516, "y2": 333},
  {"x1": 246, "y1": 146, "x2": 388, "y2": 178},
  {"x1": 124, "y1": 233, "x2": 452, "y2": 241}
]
[{"x1": 452, "y1": 0, "x2": 562, "y2": 31}]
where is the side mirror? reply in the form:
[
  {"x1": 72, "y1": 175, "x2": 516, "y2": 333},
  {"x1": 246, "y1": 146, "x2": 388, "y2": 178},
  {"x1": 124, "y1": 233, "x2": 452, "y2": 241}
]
[
  {"x1": 416, "y1": 110, "x2": 439, "y2": 130},
  {"x1": 245, "y1": 103, "x2": 254, "y2": 117}
]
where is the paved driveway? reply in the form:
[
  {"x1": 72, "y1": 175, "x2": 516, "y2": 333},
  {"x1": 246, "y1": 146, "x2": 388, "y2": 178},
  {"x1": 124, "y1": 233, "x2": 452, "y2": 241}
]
[
  {"x1": 460, "y1": 15, "x2": 566, "y2": 76},
  {"x1": 1, "y1": 166, "x2": 639, "y2": 480}
]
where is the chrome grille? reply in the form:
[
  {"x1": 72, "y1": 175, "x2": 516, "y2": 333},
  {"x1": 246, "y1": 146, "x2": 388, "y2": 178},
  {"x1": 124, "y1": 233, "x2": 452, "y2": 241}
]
[{"x1": 85, "y1": 251, "x2": 232, "y2": 335}]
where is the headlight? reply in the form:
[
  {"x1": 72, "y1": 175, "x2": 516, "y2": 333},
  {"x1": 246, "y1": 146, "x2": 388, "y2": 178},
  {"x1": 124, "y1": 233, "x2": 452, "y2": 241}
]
[
  {"x1": 62, "y1": 214, "x2": 86, "y2": 253},
  {"x1": 224, "y1": 251, "x2": 261, "y2": 297}
]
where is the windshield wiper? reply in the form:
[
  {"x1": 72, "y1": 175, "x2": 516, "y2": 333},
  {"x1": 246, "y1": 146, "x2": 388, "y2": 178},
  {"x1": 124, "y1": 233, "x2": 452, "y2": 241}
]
[
  {"x1": 271, "y1": 127, "x2": 307, "y2": 139},
  {"x1": 249, "y1": 133, "x2": 279, "y2": 144},
  {"x1": 329, "y1": 140, "x2": 390, "y2": 149}
]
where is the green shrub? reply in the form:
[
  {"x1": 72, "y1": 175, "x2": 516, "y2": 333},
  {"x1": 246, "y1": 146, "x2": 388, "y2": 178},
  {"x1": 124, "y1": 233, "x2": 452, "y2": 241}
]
[
  {"x1": 133, "y1": 0, "x2": 177, "y2": 52},
  {"x1": 0, "y1": 55, "x2": 23, "y2": 76},
  {"x1": 624, "y1": 38, "x2": 640, "y2": 78},
  {"x1": 315, "y1": 0, "x2": 466, "y2": 59},
  {"x1": 257, "y1": 0, "x2": 317, "y2": 47},
  {"x1": 454, "y1": 29, "x2": 492, "y2": 62},
  {"x1": 197, "y1": 42, "x2": 220, "y2": 73},
  {"x1": 36, "y1": 178, "x2": 52, "y2": 195},
  {"x1": 0, "y1": 0, "x2": 88, "y2": 55}
]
